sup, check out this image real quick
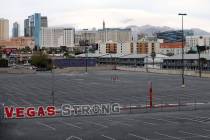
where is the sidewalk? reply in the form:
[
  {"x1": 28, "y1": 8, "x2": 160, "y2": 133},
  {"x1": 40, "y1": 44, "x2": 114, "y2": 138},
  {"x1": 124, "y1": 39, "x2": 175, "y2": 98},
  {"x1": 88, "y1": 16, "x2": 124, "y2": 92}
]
[{"x1": 117, "y1": 66, "x2": 210, "y2": 78}]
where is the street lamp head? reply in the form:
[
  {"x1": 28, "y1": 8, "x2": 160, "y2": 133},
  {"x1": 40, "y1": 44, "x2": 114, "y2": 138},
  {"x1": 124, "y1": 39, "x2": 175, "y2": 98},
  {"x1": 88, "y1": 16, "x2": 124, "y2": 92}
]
[{"x1": 178, "y1": 13, "x2": 187, "y2": 16}]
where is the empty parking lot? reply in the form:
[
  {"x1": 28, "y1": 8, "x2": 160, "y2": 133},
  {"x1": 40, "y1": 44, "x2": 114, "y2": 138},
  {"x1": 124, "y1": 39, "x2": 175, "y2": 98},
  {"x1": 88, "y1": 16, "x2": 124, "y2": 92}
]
[{"x1": 1, "y1": 70, "x2": 210, "y2": 139}]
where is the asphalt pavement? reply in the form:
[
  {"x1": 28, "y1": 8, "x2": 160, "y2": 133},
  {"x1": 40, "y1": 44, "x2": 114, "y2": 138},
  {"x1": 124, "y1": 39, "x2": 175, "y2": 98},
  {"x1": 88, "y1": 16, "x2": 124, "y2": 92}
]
[{"x1": 1, "y1": 70, "x2": 210, "y2": 139}]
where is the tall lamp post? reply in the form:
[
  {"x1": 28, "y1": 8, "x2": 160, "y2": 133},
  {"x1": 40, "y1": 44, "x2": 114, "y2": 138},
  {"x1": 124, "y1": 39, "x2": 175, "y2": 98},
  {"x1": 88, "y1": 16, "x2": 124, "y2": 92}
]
[
  {"x1": 85, "y1": 46, "x2": 88, "y2": 73},
  {"x1": 197, "y1": 45, "x2": 201, "y2": 78},
  {"x1": 51, "y1": 68, "x2": 55, "y2": 106},
  {"x1": 197, "y1": 36, "x2": 206, "y2": 78},
  {"x1": 178, "y1": 13, "x2": 187, "y2": 88}
]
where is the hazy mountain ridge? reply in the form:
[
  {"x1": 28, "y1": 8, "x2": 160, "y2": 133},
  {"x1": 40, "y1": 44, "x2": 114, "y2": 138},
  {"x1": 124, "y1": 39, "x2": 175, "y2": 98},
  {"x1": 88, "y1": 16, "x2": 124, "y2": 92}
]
[{"x1": 127, "y1": 25, "x2": 210, "y2": 36}]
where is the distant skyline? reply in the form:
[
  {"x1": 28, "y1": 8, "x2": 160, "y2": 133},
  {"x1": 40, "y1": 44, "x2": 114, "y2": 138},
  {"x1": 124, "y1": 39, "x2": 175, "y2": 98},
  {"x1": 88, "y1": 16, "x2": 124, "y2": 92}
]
[{"x1": 1, "y1": 0, "x2": 210, "y2": 35}]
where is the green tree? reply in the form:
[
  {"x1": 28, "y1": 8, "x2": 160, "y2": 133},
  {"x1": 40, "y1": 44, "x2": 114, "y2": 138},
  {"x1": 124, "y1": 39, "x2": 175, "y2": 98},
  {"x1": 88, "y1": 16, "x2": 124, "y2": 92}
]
[
  {"x1": 151, "y1": 51, "x2": 156, "y2": 66},
  {"x1": 73, "y1": 48, "x2": 83, "y2": 55},
  {"x1": 166, "y1": 52, "x2": 174, "y2": 56},
  {"x1": 0, "y1": 59, "x2": 8, "y2": 67},
  {"x1": 187, "y1": 49, "x2": 197, "y2": 54},
  {"x1": 200, "y1": 58, "x2": 208, "y2": 68},
  {"x1": 31, "y1": 52, "x2": 52, "y2": 70},
  {"x1": 60, "y1": 46, "x2": 67, "y2": 53}
]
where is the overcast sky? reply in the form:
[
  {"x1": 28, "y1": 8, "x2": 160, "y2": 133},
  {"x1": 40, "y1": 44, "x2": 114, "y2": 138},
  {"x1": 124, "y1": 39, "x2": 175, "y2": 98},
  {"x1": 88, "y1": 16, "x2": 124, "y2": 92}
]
[{"x1": 1, "y1": 0, "x2": 210, "y2": 35}]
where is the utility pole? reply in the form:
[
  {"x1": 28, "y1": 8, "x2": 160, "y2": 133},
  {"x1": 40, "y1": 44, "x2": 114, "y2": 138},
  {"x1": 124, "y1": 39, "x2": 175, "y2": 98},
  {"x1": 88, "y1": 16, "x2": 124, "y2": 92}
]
[
  {"x1": 51, "y1": 68, "x2": 55, "y2": 106},
  {"x1": 85, "y1": 46, "x2": 88, "y2": 73},
  {"x1": 197, "y1": 36, "x2": 205, "y2": 78},
  {"x1": 198, "y1": 48, "x2": 201, "y2": 78},
  {"x1": 178, "y1": 13, "x2": 187, "y2": 88}
]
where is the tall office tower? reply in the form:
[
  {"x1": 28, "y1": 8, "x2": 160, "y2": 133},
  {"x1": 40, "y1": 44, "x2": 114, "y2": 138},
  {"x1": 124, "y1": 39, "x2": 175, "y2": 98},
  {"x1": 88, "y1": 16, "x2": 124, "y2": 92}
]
[
  {"x1": 24, "y1": 13, "x2": 48, "y2": 48},
  {"x1": 41, "y1": 16, "x2": 48, "y2": 27},
  {"x1": 103, "y1": 21, "x2": 105, "y2": 30},
  {"x1": 12, "y1": 22, "x2": 20, "y2": 38},
  {"x1": 24, "y1": 19, "x2": 30, "y2": 37},
  {"x1": 0, "y1": 18, "x2": 9, "y2": 40}
]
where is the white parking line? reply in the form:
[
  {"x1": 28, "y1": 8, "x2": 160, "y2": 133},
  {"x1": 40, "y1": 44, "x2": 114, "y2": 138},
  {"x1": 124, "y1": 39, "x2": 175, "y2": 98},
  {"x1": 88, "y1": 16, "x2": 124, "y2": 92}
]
[
  {"x1": 203, "y1": 129, "x2": 210, "y2": 132},
  {"x1": 87, "y1": 121, "x2": 108, "y2": 128},
  {"x1": 128, "y1": 133, "x2": 149, "y2": 140},
  {"x1": 184, "y1": 116, "x2": 210, "y2": 122},
  {"x1": 116, "y1": 122, "x2": 132, "y2": 127},
  {"x1": 170, "y1": 116, "x2": 206, "y2": 124},
  {"x1": 37, "y1": 121, "x2": 56, "y2": 131},
  {"x1": 66, "y1": 136, "x2": 83, "y2": 140},
  {"x1": 105, "y1": 118, "x2": 132, "y2": 127},
  {"x1": 14, "y1": 129, "x2": 25, "y2": 136},
  {"x1": 124, "y1": 118, "x2": 138, "y2": 121},
  {"x1": 179, "y1": 130, "x2": 210, "y2": 138},
  {"x1": 59, "y1": 120, "x2": 82, "y2": 129},
  {"x1": 124, "y1": 118, "x2": 156, "y2": 126},
  {"x1": 155, "y1": 132, "x2": 184, "y2": 140},
  {"x1": 33, "y1": 99, "x2": 46, "y2": 105},
  {"x1": 101, "y1": 135, "x2": 115, "y2": 140},
  {"x1": 20, "y1": 98, "x2": 33, "y2": 106},
  {"x1": 140, "y1": 120, "x2": 156, "y2": 126},
  {"x1": 74, "y1": 79, "x2": 84, "y2": 81},
  {"x1": 149, "y1": 117, "x2": 178, "y2": 124},
  {"x1": 8, "y1": 99, "x2": 19, "y2": 106}
]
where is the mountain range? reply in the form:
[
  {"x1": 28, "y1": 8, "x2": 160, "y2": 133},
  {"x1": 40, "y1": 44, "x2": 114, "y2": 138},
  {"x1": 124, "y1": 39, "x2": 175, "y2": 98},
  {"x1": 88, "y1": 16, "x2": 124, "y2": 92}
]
[{"x1": 127, "y1": 25, "x2": 210, "y2": 37}]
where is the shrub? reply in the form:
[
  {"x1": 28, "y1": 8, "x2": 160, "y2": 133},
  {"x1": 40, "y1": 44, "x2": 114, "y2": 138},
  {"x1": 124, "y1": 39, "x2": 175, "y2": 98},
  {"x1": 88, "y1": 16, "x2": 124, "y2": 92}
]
[
  {"x1": 31, "y1": 52, "x2": 52, "y2": 70},
  {"x1": 0, "y1": 59, "x2": 8, "y2": 67}
]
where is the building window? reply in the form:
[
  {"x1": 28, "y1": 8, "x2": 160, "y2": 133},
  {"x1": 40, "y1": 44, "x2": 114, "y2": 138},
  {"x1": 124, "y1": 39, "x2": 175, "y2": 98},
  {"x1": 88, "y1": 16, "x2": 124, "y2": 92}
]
[
  {"x1": 106, "y1": 43, "x2": 117, "y2": 54},
  {"x1": 130, "y1": 43, "x2": 133, "y2": 53}
]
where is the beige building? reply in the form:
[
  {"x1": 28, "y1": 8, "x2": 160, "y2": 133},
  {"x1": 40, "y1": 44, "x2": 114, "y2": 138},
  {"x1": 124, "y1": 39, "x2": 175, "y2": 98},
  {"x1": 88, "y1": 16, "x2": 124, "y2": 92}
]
[
  {"x1": 75, "y1": 29, "x2": 97, "y2": 46},
  {"x1": 0, "y1": 37, "x2": 35, "y2": 49},
  {"x1": 0, "y1": 18, "x2": 9, "y2": 40},
  {"x1": 97, "y1": 41, "x2": 132, "y2": 55},
  {"x1": 135, "y1": 37, "x2": 160, "y2": 55},
  {"x1": 97, "y1": 28, "x2": 132, "y2": 43}
]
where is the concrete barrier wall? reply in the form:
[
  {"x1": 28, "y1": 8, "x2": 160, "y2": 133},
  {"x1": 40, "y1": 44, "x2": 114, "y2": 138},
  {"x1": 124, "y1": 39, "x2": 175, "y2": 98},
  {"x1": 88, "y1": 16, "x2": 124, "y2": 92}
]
[
  {"x1": 0, "y1": 65, "x2": 113, "y2": 74},
  {"x1": 117, "y1": 66, "x2": 210, "y2": 78},
  {"x1": 0, "y1": 68, "x2": 36, "y2": 74},
  {"x1": 54, "y1": 65, "x2": 114, "y2": 74}
]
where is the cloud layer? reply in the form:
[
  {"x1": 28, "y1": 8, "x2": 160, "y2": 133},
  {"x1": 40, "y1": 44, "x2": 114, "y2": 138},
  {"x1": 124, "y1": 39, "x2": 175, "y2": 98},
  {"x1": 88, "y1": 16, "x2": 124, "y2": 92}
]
[{"x1": 1, "y1": 0, "x2": 210, "y2": 35}]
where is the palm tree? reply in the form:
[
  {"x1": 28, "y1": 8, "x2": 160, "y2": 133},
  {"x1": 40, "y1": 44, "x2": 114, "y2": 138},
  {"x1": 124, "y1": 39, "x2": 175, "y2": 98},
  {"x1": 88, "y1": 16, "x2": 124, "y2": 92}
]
[{"x1": 151, "y1": 51, "x2": 156, "y2": 67}]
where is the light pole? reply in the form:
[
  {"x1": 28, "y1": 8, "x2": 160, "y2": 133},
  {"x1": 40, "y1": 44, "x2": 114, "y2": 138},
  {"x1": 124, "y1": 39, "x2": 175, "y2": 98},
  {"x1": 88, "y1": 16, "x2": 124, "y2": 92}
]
[
  {"x1": 178, "y1": 13, "x2": 187, "y2": 88},
  {"x1": 197, "y1": 45, "x2": 201, "y2": 78},
  {"x1": 85, "y1": 46, "x2": 88, "y2": 73},
  {"x1": 197, "y1": 36, "x2": 206, "y2": 78},
  {"x1": 146, "y1": 55, "x2": 148, "y2": 72},
  {"x1": 51, "y1": 68, "x2": 55, "y2": 106}
]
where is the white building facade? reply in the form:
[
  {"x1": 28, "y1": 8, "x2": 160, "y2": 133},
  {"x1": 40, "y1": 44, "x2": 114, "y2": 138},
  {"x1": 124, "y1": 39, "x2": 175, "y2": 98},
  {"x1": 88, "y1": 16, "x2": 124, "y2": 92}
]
[
  {"x1": 186, "y1": 35, "x2": 210, "y2": 54},
  {"x1": 40, "y1": 27, "x2": 75, "y2": 49},
  {"x1": 75, "y1": 29, "x2": 97, "y2": 46}
]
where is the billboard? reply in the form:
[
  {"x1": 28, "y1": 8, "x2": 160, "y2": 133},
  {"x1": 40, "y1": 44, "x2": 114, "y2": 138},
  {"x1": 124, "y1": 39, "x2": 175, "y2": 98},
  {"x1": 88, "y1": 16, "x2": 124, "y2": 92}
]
[{"x1": 3, "y1": 48, "x2": 17, "y2": 55}]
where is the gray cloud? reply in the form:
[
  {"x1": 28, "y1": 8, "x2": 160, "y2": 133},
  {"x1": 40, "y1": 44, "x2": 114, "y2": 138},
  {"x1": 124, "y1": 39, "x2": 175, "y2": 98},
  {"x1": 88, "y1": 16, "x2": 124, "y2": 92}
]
[
  {"x1": 121, "y1": 18, "x2": 134, "y2": 24},
  {"x1": 1, "y1": 0, "x2": 210, "y2": 36}
]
